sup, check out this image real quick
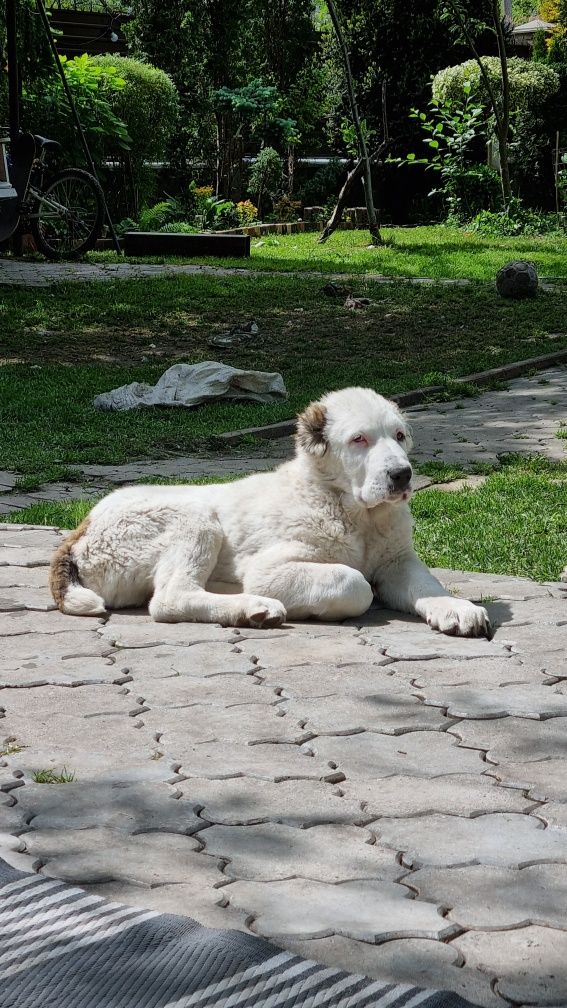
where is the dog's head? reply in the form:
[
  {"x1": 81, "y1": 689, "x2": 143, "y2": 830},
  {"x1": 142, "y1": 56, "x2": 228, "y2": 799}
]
[{"x1": 296, "y1": 386, "x2": 413, "y2": 508}]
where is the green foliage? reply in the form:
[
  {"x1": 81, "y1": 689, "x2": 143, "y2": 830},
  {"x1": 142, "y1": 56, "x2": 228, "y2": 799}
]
[
  {"x1": 469, "y1": 197, "x2": 565, "y2": 235},
  {"x1": 432, "y1": 58, "x2": 560, "y2": 116},
  {"x1": 90, "y1": 56, "x2": 179, "y2": 165},
  {"x1": 395, "y1": 81, "x2": 500, "y2": 220},
  {"x1": 247, "y1": 147, "x2": 284, "y2": 208},
  {"x1": 159, "y1": 221, "x2": 198, "y2": 233},
  {"x1": 21, "y1": 54, "x2": 130, "y2": 164},
  {"x1": 139, "y1": 200, "x2": 180, "y2": 230}
]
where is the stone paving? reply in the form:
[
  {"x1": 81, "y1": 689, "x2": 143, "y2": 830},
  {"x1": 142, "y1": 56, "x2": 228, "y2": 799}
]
[
  {"x1": 1, "y1": 367, "x2": 566, "y2": 514},
  {"x1": 0, "y1": 522, "x2": 566, "y2": 1007}
]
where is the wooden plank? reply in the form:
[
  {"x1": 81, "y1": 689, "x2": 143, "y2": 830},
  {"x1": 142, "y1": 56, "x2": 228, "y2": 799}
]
[{"x1": 123, "y1": 231, "x2": 251, "y2": 258}]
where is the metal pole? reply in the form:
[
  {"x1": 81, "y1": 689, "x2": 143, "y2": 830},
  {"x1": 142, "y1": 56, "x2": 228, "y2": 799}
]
[
  {"x1": 6, "y1": 0, "x2": 20, "y2": 141},
  {"x1": 35, "y1": 0, "x2": 121, "y2": 253}
]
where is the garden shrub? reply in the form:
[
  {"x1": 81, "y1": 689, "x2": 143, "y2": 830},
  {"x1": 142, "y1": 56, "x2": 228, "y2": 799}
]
[
  {"x1": 159, "y1": 221, "x2": 198, "y2": 233},
  {"x1": 138, "y1": 199, "x2": 180, "y2": 230},
  {"x1": 247, "y1": 147, "x2": 284, "y2": 216},
  {"x1": 299, "y1": 158, "x2": 343, "y2": 205},
  {"x1": 91, "y1": 55, "x2": 179, "y2": 206},
  {"x1": 273, "y1": 195, "x2": 302, "y2": 221},
  {"x1": 432, "y1": 58, "x2": 560, "y2": 116},
  {"x1": 21, "y1": 54, "x2": 130, "y2": 165},
  {"x1": 468, "y1": 198, "x2": 565, "y2": 236},
  {"x1": 236, "y1": 200, "x2": 259, "y2": 224}
]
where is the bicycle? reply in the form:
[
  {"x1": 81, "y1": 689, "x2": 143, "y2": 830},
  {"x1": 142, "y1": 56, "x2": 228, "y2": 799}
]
[{"x1": 0, "y1": 130, "x2": 105, "y2": 259}]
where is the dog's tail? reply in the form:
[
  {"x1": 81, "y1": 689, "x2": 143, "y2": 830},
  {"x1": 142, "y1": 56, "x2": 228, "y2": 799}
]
[{"x1": 49, "y1": 520, "x2": 106, "y2": 616}]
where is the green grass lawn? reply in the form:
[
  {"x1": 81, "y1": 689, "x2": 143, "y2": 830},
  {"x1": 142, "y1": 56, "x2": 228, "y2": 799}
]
[
  {"x1": 90, "y1": 225, "x2": 567, "y2": 281},
  {"x1": 1, "y1": 271, "x2": 566, "y2": 482},
  {"x1": 6, "y1": 459, "x2": 566, "y2": 583}
]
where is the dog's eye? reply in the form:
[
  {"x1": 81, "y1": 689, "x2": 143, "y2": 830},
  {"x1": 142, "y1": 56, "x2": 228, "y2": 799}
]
[
  {"x1": 351, "y1": 434, "x2": 368, "y2": 446},
  {"x1": 396, "y1": 431, "x2": 406, "y2": 442}
]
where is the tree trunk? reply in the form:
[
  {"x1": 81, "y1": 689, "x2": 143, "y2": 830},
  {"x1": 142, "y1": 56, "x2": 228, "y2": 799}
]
[
  {"x1": 319, "y1": 139, "x2": 389, "y2": 244},
  {"x1": 325, "y1": 0, "x2": 382, "y2": 245},
  {"x1": 491, "y1": 0, "x2": 512, "y2": 206}
]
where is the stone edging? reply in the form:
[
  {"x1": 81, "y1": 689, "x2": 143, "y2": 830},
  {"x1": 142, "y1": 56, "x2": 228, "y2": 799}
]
[{"x1": 218, "y1": 348, "x2": 567, "y2": 444}]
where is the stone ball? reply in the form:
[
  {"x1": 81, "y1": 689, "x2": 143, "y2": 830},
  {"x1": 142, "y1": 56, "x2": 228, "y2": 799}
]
[{"x1": 495, "y1": 260, "x2": 539, "y2": 299}]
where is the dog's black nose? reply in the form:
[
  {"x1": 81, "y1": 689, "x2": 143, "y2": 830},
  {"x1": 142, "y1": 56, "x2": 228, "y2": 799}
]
[{"x1": 388, "y1": 465, "x2": 412, "y2": 491}]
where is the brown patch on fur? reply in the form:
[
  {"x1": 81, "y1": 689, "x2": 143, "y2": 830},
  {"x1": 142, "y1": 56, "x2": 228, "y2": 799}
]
[
  {"x1": 49, "y1": 518, "x2": 90, "y2": 610},
  {"x1": 296, "y1": 401, "x2": 328, "y2": 457}
]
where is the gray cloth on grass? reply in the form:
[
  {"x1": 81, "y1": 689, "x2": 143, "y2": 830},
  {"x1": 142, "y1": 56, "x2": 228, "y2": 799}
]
[
  {"x1": 0, "y1": 858, "x2": 477, "y2": 1008},
  {"x1": 94, "y1": 360, "x2": 288, "y2": 412}
]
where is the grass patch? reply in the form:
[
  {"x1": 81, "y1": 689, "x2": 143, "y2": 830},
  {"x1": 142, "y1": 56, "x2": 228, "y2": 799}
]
[
  {"x1": 32, "y1": 767, "x2": 76, "y2": 784},
  {"x1": 88, "y1": 225, "x2": 567, "y2": 281},
  {"x1": 0, "y1": 741, "x2": 25, "y2": 757},
  {"x1": 413, "y1": 458, "x2": 567, "y2": 582},
  {"x1": 1, "y1": 272, "x2": 566, "y2": 479},
  {"x1": 5, "y1": 458, "x2": 566, "y2": 582}
]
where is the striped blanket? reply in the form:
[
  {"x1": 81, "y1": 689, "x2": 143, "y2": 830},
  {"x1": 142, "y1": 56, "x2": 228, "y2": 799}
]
[{"x1": 0, "y1": 859, "x2": 475, "y2": 1008}]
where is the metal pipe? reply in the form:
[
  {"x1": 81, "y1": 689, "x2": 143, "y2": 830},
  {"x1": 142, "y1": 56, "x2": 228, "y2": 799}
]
[
  {"x1": 6, "y1": 0, "x2": 20, "y2": 141},
  {"x1": 35, "y1": 0, "x2": 121, "y2": 253}
]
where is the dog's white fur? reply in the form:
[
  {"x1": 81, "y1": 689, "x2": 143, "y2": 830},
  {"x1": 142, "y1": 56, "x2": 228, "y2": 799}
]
[{"x1": 53, "y1": 387, "x2": 490, "y2": 637}]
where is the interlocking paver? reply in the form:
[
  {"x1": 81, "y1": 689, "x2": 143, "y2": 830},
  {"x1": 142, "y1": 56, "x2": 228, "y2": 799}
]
[
  {"x1": 417, "y1": 683, "x2": 567, "y2": 720},
  {"x1": 226, "y1": 878, "x2": 459, "y2": 942},
  {"x1": 84, "y1": 880, "x2": 245, "y2": 931},
  {"x1": 25, "y1": 827, "x2": 223, "y2": 886},
  {"x1": 178, "y1": 777, "x2": 366, "y2": 826},
  {"x1": 259, "y1": 662, "x2": 399, "y2": 698},
  {"x1": 0, "y1": 630, "x2": 114, "y2": 663},
  {"x1": 449, "y1": 717, "x2": 567, "y2": 764},
  {"x1": 340, "y1": 773, "x2": 532, "y2": 818},
  {"x1": 116, "y1": 644, "x2": 257, "y2": 678},
  {"x1": 0, "y1": 609, "x2": 103, "y2": 636},
  {"x1": 282, "y1": 693, "x2": 451, "y2": 735},
  {"x1": 377, "y1": 812, "x2": 567, "y2": 868},
  {"x1": 199, "y1": 823, "x2": 402, "y2": 882},
  {"x1": 171, "y1": 740, "x2": 344, "y2": 783},
  {"x1": 240, "y1": 634, "x2": 382, "y2": 668},
  {"x1": 157, "y1": 703, "x2": 308, "y2": 746},
  {"x1": 128, "y1": 673, "x2": 270, "y2": 710},
  {"x1": 0, "y1": 658, "x2": 128, "y2": 688},
  {"x1": 454, "y1": 926, "x2": 567, "y2": 1005},
  {"x1": 98, "y1": 620, "x2": 238, "y2": 649},
  {"x1": 404, "y1": 657, "x2": 550, "y2": 689},
  {"x1": 409, "y1": 863, "x2": 567, "y2": 930},
  {"x1": 304, "y1": 731, "x2": 484, "y2": 778},
  {"x1": 16, "y1": 780, "x2": 203, "y2": 834}
]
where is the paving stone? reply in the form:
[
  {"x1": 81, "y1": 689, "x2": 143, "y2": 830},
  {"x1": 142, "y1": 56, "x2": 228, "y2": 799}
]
[
  {"x1": 454, "y1": 926, "x2": 567, "y2": 1005},
  {"x1": 84, "y1": 880, "x2": 246, "y2": 931},
  {"x1": 0, "y1": 568, "x2": 51, "y2": 591},
  {"x1": 26, "y1": 828, "x2": 223, "y2": 886},
  {"x1": 304, "y1": 731, "x2": 484, "y2": 779},
  {"x1": 0, "y1": 529, "x2": 64, "y2": 549},
  {"x1": 0, "y1": 609, "x2": 104, "y2": 636},
  {"x1": 127, "y1": 673, "x2": 269, "y2": 711},
  {"x1": 179, "y1": 777, "x2": 366, "y2": 826},
  {"x1": 342, "y1": 773, "x2": 531, "y2": 818},
  {"x1": 448, "y1": 716, "x2": 567, "y2": 764},
  {"x1": 0, "y1": 631, "x2": 115, "y2": 664},
  {"x1": 282, "y1": 693, "x2": 451, "y2": 735},
  {"x1": 533, "y1": 802, "x2": 567, "y2": 828},
  {"x1": 226, "y1": 878, "x2": 459, "y2": 942},
  {"x1": 0, "y1": 799, "x2": 29, "y2": 834},
  {"x1": 483, "y1": 597, "x2": 567, "y2": 628},
  {"x1": 409, "y1": 863, "x2": 567, "y2": 930},
  {"x1": 98, "y1": 621, "x2": 239, "y2": 649},
  {"x1": 0, "y1": 546, "x2": 54, "y2": 567},
  {"x1": 403, "y1": 657, "x2": 550, "y2": 690},
  {"x1": 116, "y1": 644, "x2": 257, "y2": 678},
  {"x1": 0, "y1": 683, "x2": 135, "y2": 719},
  {"x1": 173, "y1": 740, "x2": 343, "y2": 783},
  {"x1": 17, "y1": 780, "x2": 204, "y2": 834},
  {"x1": 199, "y1": 823, "x2": 402, "y2": 883},
  {"x1": 417, "y1": 683, "x2": 567, "y2": 720},
  {"x1": 156, "y1": 703, "x2": 310, "y2": 746},
  {"x1": 241, "y1": 635, "x2": 382, "y2": 669},
  {"x1": 486, "y1": 759, "x2": 567, "y2": 803},
  {"x1": 431, "y1": 568, "x2": 554, "y2": 602},
  {"x1": 278, "y1": 936, "x2": 505, "y2": 1008},
  {"x1": 0, "y1": 586, "x2": 57, "y2": 611},
  {"x1": 492, "y1": 621, "x2": 567, "y2": 655},
  {"x1": 259, "y1": 662, "x2": 400, "y2": 698},
  {"x1": 358, "y1": 629, "x2": 511, "y2": 662},
  {"x1": 376, "y1": 812, "x2": 567, "y2": 869},
  {"x1": 0, "y1": 658, "x2": 128, "y2": 688}
]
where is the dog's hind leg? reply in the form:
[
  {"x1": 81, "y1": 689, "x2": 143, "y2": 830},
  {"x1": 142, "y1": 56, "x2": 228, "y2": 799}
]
[{"x1": 148, "y1": 518, "x2": 286, "y2": 628}]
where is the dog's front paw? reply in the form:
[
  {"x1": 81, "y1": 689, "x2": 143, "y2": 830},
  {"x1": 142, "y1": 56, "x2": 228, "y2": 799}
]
[
  {"x1": 425, "y1": 597, "x2": 491, "y2": 639},
  {"x1": 241, "y1": 596, "x2": 287, "y2": 629}
]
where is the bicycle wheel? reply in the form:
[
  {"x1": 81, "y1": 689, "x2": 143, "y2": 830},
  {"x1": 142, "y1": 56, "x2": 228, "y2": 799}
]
[{"x1": 31, "y1": 168, "x2": 105, "y2": 259}]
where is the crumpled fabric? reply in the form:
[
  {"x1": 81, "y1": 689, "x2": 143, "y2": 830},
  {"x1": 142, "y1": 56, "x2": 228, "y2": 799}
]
[{"x1": 93, "y1": 360, "x2": 288, "y2": 412}]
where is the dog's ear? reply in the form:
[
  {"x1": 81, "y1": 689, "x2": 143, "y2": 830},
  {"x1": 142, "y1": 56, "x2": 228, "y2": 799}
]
[{"x1": 296, "y1": 401, "x2": 328, "y2": 457}]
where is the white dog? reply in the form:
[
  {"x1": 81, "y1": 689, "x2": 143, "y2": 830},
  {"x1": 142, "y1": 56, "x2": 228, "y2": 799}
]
[{"x1": 50, "y1": 386, "x2": 490, "y2": 637}]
